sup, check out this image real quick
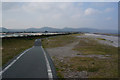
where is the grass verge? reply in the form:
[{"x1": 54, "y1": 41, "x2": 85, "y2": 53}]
[{"x1": 2, "y1": 37, "x2": 38, "y2": 65}]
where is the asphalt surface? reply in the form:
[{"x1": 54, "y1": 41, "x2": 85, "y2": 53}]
[{"x1": 2, "y1": 39, "x2": 56, "y2": 78}]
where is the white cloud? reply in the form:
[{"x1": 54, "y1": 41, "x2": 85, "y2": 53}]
[
  {"x1": 52, "y1": 13, "x2": 62, "y2": 19},
  {"x1": 84, "y1": 8, "x2": 101, "y2": 15},
  {"x1": 3, "y1": 2, "x2": 117, "y2": 30},
  {"x1": 71, "y1": 14, "x2": 81, "y2": 19},
  {"x1": 21, "y1": 3, "x2": 52, "y2": 13},
  {"x1": 58, "y1": 3, "x2": 70, "y2": 10},
  {"x1": 19, "y1": 2, "x2": 83, "y2": 20}
]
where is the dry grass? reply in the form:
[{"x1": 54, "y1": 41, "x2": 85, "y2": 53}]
[
  {"x1": 71, "y1": 33, "x2": 85, "y2": 36},
  {"x1": 42, "y1": 35, "x2": 77, "y2": 48},
  {"x1": 42, "y1": 34, "x2": 118, "y2": 78},
  {"x1": 69, "y1": 57, "x2": 118, "y2": 78},
  {"x1": 2, "y1": 38, "x2": 36, "y2": 65},
  {"x1": 72, "y1": 37, "x2": 118, "y2": 78},
  {"x1": 96, "y1": 38, "x2": 106, "y2": 41},
  {"x1": 52, "y1": 56, "x2": 118, "y2": 78},
  {"x1": 73, "y1": 37, "x2": 118, "y2": 55},
  {"x1": 52, "y1": 56, "x2": 68, "y2": 78}
]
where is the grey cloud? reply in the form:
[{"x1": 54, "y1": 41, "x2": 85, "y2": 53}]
[{"x1": 2, "y1": 2, "x2": 118, "y2": 30}]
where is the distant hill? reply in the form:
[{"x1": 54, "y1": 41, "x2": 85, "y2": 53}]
[
  {"x1": 0, "y1": 27, "x2": 118, "y2": 34},
  {"x1": 26, "y1": 27, "x2": 60, "y2": 32},
  {"x1": 0, "y1": 27, "x2": 9, "y2": 32},
  {"x1": 9, "y1": 29, "x2": 26, "y2": 32}
]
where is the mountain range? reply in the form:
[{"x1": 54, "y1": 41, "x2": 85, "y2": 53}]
[{"x1": 0, "y1": 27, "x2": 118, "y2": 34}]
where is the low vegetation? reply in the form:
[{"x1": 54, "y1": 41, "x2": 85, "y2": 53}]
[
  {"x1": 70, "y1": 57, "x2": 118, "y2": 78},
  {"x1": 94, "y1": 33, "x2": 119, "y2": 37},
  {"x1": 2, "y1": 37, "x2": 36, "y2": 65},
  {"x1": 97, "y1": 38, "x2": 106, "y2": 41},
  {"x1": 73, "y1": 37, "x2": 118, "y2": 55},
  {"x1": 97, "y1": 38, "x2": 113, "y2": 43},
  {"x1": 52, "y1": 56, "x2": 118, "y2": 78},
  {"x1": 42, "y1": 35, "x2": 77, "y2": 48},
  {"x1": 42, "y1": 34, "x2": 118, "y2": 78}
]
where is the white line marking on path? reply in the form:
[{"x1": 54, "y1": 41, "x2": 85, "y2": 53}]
[
  {"x1": 41, "y1": 46, "x2": 53, "y2": 79},
  {"x1": 0, "y1": 47, "x2": 34, "y2": 76}
]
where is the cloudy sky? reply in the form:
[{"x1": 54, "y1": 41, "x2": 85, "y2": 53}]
[{"x1": 2, "y1": 2, "x2": 118, "y2": 30}]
